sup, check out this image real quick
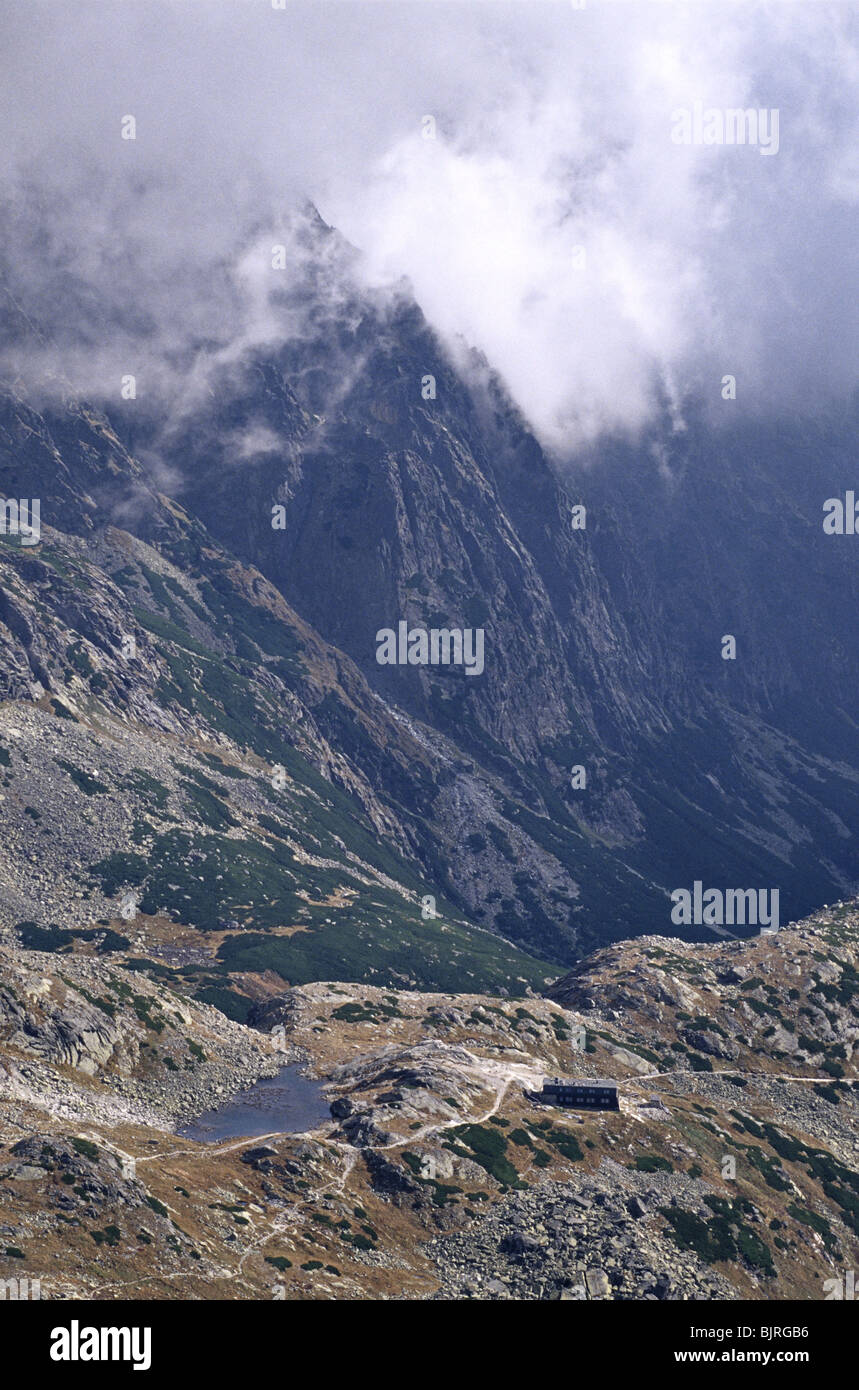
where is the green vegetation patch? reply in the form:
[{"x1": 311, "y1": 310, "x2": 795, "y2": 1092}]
[
  {"x1": 660, "y1": 1197, "x2": 774, "y2": 1274},
  {"x1": 632, "y1": 1154, "x2": 674, "y2": 1174},
  {"x1": 55, "y1": 758, "x2": 109, "y2": 796},
  {"x1": 71, "y1": 1137, "x2": 99, "y2": 1162},
  {"x1": 442, "y1": 1123, "x2": 520, "y2": 1187},
  {"x1": 16, "y1": 922, "x2": 129, "y2": 954}
]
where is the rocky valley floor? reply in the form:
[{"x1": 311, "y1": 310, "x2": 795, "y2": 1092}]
[{"x1": 0, "y1": 902, "x2": 856, "y2": 1301}]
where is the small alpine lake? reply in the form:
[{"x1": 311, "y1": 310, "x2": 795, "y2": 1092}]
[{"x1": 177, "y1": 1063, "x2": 330, "y2": 1142}]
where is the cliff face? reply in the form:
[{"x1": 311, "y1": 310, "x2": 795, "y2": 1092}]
[
  {"x1": 1, "y1": 211, "x2": 858, "y2": 971},
  {"x1": 0, "y1": 211, "x2": 857, "y2": 1306},
  {"x1": 106, "y1": 215, "x2": 859, "y2": 941}
]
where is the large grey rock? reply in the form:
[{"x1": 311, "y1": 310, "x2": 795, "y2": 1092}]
[{"x1": 585, "y1": 1268, "x2": 611, "y2": 1298}]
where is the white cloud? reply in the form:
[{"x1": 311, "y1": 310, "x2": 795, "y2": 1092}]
[{"x1": 0, "y1": 1, "x2": 856, "y2": 453}]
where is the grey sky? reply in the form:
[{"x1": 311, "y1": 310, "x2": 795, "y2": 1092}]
[{"x1": 1, "y1": 0, "x2": 856, "y2": 451}]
